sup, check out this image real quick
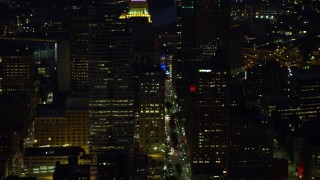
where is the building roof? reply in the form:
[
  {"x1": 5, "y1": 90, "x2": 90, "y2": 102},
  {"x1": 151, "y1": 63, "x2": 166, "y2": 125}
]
[
  {"x1": 36, "y1": 105, "x2": 65, "y2": 118},
  {"x1": 0, "y1": 41, "x2": 32, "y2": 56},
  {"x1": 66, "y1": 96, "x2": 89, "y2": 110},
  {"x1": 24, "y1": 147, "x2": 84, "y2": 157},
  {"x1": 119, "y1": 0, "x2": 151, "y2": 23},
  {"x1": 291, "y1": 66, "x2": 320, "y2": 82}
]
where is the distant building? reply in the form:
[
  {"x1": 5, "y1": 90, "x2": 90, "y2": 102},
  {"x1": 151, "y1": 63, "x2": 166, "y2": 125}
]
[
  {"x1": 176, "y1": 0, "x2": 231, "y2": 176},
  {"x1": 290, "y1": 66, "x2": 320, "y2": 121},
  {"x1": 34, "y1": 97, "x2": 89, "y2": 152},
  {"x1": 88, "y1": 1, "x2": 135, "y2": 154},
  {"x1": 183, "y1": 60, "x2": 229, "y2": 178},
  {"x1": 34, "y1": 105, "x2": 66, "y2": 147},
  {"x1": 0, "y1": 42, "x2": 37, "y2": 99},
  {"x1": 96, "y1": 152, "x2": 162, "y2": 179},
  {"x1": 285, "y1": 121, "x2": 320, "y2": 179},
  {"x1": 229, "y1": 111, "x2": 274, "y2": 167},
  {"x1": 303, "y1": 139, "x2": 320, "y2": 179},
  {"x1": 53, "y1": 156, "x2": 90, "y2": 180},
  {"x1": 244, "y1": 61, "x2": 289, "y2": 100},
  {"x1": 66, "y1": 97, "x2": 89, "y2": 153},
  {"x1": 263, "y1": 66, "x2": 320, "y2": 126},
  {"x1": 135, "y1": 64, "x2": 165, "y2": 153},
  {"x1": 70, "y1": 8, "x2": 89, "y2": 95},
  {"x1": 0, "y1": 156, "x2": 10, "y2": 179},
  {"x1": 23, "y1": 147, "x2": 86, "y2": 178},
  {"x1": 57, "y1": 40, "x2": 70, "y2": 93},
  {"x1": 6, "y1": 176, "x2": 37, "y2": 180}
]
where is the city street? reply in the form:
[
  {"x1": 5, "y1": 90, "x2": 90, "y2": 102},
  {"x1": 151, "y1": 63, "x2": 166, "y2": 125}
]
[{"x1": 163, "y1": 56, "x2": 191, "y2": 179}]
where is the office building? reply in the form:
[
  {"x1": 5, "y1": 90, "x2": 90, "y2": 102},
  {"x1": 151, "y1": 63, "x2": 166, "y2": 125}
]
[
  {"x1": 66, "y1": 97, "x2": 89, "y2": 153},
  {"x1": 300, "y1": 138, "x2": 320, "y2": 179},
  {"x1": 34, "y1": 98, "x2": 89, "y2": 151},
  {"x1": 70, "y1": 7, "x2": 89, "y2": 95},
  {"x1": 22, "y1": 147, "x2": 86, "y2": 178},
  {"x1": 34, "y1": 105, "x2": 66, "y2": 147},
  {"x1": 229, "y1": 112, "x2": 273, "y2": 167},
  {"x1": 176, "y1": 4, "x2": 231, "y2": 177},
  {"x1": 176, "y1": 0, "x2": 230, "y2": 72},
  {"x1": 0, "y1": 43, "x2": 35, "y2": 96},
  {"x1": 53, "y1": 156, "x2": 90, "y2": 180},
  {"x1": 176, "y1": 2, "x2": 231, "y2": 171},
  {"x1": 135, "y1": 64, "x2": 165, "y2": 153},
  {"x1": 184, "y1": 60, "x2": 229, "y2": 178},
  {"x1": 88, "y1": 1, "x2": 135, "y2": 154},
  {"x1": 244, "y1": 61, "x2": 289, "y2": 100}
]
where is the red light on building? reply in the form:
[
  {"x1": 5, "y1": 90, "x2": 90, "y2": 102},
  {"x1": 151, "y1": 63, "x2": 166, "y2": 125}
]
[
  {"x1": 298, "y1": 162, "x2": 303, "y2": 178},
  {"x1": 190, "y1": 84, "x2": 196, "y2": 93}
]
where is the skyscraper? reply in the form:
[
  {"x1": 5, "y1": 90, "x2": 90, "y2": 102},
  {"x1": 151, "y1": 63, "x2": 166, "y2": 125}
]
[
  {"x1": 176, "y1": 0, "x2": 230, "y2": 64},
  {"x1": 88, "y1": 1, "x2": 135, "y2": 155},
  {"x1": 184, "y1": 60, "x2": 229, "y2": 178},
  {"x1": 176, "y1": 0, "x2": 230, "y2": 99},
  {"x1": 70, "y1": 7, "x2": 89, "y2": 95},
  {"x1": 0, "y1": 43, "x2": 35, "y2": 96},
  {"x1": 120, "y1": 0, "x2": 165, "y2": 154},
  {"x1": 176, "y1": 0, "x2": 231, "y2": 178},
  {"x1": 135, "y1": 64, "x2": 165, "y2": 153}
]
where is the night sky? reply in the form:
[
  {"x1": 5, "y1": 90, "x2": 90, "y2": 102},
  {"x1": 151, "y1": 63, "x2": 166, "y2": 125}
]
[{"x1": 0, "y1": 0, "x2": 176, "y2": 26}]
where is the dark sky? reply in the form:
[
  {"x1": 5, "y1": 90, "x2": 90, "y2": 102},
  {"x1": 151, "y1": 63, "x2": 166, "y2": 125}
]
[
  {"x1": 149, "y1": 2, "x2": 176, "y2": 26},
  {"x1": 0, "y1": 0, "x2": 176, "y2": 26}
]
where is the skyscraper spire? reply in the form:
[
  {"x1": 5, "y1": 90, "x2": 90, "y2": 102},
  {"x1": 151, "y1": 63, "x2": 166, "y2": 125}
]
[{"x1": 119, "y1": 0, "x2": 152, "y2": 22}]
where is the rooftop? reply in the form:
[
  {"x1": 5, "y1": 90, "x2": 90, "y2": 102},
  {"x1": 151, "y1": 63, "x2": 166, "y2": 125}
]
[
  {"x1": 24, "y1": 147, "x2": 84, "y2": 157},
  {"x1": 36, "y1": 105, "x2": 65, "y2": 118}
]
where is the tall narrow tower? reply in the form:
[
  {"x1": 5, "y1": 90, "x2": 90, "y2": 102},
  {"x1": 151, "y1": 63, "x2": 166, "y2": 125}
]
[
  {"x1": 70, "y1": 7, "x2": 89, "y2": 95},
  {"x1": 88, "y1": 1, "x2": 135, "y2": 155},
  {"x1": 176, "y1": 0, "x2": 230, "y2": 98},
  {"x1": 176, "y1": 0, "x2": 231, "y2": 178}
]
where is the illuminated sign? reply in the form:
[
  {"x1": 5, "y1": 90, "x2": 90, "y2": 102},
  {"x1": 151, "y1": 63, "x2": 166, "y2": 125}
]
[{"x1": 199, "y1": 69, "x2": 211, "y2": 73}]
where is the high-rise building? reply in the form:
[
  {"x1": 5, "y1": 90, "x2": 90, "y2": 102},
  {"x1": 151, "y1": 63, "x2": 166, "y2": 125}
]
[
  {"x1": 176, "y1": 0, "x2": 230, "y2": 66},
  {"x1": 176, "y1": 0, "x2": 231, "y2": 103},
  {"x1": 184, "y1": 60, "x2": 229, "y2": 178},
  {"x1": 70, "y1": 7, "x2": 89, "y2": 95},
  {"x1": 135, "y1": 64, "x2": 165, "y2": 153},
  {"x1": 88, "y1": 1, "x2": 135, "y2": 154},
  {"x1": 34, "y1": 105, "x2": 66, "y2": 147},
  {"x1": 0, "y1": 43, "x2": 38, "y2": 149},
  {"x1": 34, "y1": 97, "x2": 89, "y2": 152},
  {"x1": 176, "y1": 0, "x2": 231, "y2": 177},
  {"x1": 119, "y1": 0, "x2": 165, "y2": 154},
  {"x1": 23, "y1": 147, "x2": 86, "y2": 178},
  {"x1": 0, "y1": 43, "x2": 35, "y2": 96}
]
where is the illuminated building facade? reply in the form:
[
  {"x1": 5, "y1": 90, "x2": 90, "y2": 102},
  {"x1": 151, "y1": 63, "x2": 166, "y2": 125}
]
[
  {"x1": 135, "y1": 64, "x2": 165, "y2": 153},
  {"x1": 88, "y1": 1, "x2": 135, "y2": 154},
  {"x1": 269, "y1": 66, "x2": 320, "y2": 123},
  {"x1": 176, "y1": 0, "x2": 231, "y2": 176},
  {"x1": 290, "y1": 66, "x2": 320, "y2": 116},
  {"x1": 0, "y1": 45, "x2": 35, "y2": 96},
  {"x1": 23, "y1": 147, "x2": 86, "y2": 177},
  {"x1": 176, "y1": 0, "x2": 230, "y2": 84},
  {"x1": 70, "y1": 9, "x2": 89, "y2": 95},
  {"x1": 120, "y1": 0, "x2": 151, "y2": 23},
  {"x1": 184, "y1": 60, "x2": 229, "y2": 178},
  {"x1": 34, "y1": 106, "x2": 66, "y2": 147},
  {"x1": 34, "y1": 98, "x2": 89, "y2": 152}
]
